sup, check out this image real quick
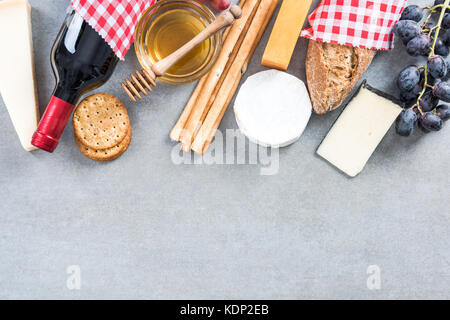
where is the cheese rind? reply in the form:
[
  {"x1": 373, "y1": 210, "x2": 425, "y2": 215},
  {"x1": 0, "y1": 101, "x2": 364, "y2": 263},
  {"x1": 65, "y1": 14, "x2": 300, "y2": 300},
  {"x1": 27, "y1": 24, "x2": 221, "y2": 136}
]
[
  {"x1": 0, "y1": 0, "x2": 39, "y2": 151},
  {"x1": 261, "y1": 0, "x2": 312, "y2": 70},
  {"x1": 317, "y1": 86, "x2": 403, "y2": 177},
  {"x1": 234, "y1": 70, "x2": 312, "y2": 148}
]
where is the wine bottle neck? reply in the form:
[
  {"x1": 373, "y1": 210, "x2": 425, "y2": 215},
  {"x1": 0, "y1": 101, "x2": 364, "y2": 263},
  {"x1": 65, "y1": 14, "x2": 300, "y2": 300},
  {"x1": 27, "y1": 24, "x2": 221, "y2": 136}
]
[{"x1": 53, "y1": 85, "x2": 80, "y2": 105}]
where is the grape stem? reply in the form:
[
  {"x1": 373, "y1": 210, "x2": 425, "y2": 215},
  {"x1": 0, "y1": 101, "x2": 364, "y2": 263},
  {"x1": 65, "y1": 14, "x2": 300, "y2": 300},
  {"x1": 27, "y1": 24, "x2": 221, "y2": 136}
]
[
  {"x1": 423, "y1": 8, "x2": 435, "y2": 27},
  {"x1": 430, "y1": 3, "x2": 448, "y2": 55},
  {"x1": 412, "y1": 0, "x2": 450, "y2": 113}
]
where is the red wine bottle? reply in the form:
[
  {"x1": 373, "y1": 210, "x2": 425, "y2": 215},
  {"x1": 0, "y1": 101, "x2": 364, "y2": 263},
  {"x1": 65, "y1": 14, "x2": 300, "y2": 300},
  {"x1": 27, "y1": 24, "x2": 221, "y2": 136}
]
[{"x1": 32, "y1": 9, "x2": 119, "y2": 153}]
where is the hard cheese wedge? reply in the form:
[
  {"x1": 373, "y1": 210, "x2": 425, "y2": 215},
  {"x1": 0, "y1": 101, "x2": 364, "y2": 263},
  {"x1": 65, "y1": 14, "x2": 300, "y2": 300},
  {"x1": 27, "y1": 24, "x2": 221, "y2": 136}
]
[
  {"x1": 0, "y1": 0, "x2": 39, "y2": 151},
  {"x1": 317, "y1": 84, "x2": 403, "y2": 177},
  {"x1": 261, "y1": 0, "x2": 312, "y2": 70}
]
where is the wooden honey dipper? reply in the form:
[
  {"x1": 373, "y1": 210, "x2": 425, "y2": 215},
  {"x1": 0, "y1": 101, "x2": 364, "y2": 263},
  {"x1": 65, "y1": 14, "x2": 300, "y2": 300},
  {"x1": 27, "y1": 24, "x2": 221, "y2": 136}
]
[{"x1": 122, "y1": 5, "x2": 243, "y2": 102}]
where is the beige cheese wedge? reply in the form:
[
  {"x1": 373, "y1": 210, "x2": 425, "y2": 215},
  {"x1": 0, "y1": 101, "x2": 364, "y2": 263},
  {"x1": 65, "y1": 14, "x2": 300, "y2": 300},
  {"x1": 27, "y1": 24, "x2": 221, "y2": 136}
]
[
  {"x1": 317, "y1": 85, "x2": 403, "y2": 177},
  {"x1": 0, "y1": 0, "x2": 39, "y2": 151}
]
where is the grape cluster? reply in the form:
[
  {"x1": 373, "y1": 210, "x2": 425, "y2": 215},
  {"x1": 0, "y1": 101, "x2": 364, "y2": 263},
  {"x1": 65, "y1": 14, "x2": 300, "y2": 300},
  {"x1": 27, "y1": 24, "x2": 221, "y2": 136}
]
[{"x1": 394, "y1": 1, "x2": 450, "y2": 136}]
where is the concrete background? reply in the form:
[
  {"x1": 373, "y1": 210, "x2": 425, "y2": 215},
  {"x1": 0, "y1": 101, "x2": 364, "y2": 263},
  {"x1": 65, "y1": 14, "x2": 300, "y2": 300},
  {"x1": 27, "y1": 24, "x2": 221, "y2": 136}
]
[{"x1": 0, "y1": 0, "x2": 449, "y2": 299}]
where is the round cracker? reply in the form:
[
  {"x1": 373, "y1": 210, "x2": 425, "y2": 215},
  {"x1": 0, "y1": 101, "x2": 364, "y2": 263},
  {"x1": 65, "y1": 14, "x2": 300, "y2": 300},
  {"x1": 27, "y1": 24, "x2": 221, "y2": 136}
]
[
  {"x1": 75, "y1": 129, "x2": 132, "y2": 162},
  {"x1": 73, "y1": 93, "x2": 130, "y2": 150}
]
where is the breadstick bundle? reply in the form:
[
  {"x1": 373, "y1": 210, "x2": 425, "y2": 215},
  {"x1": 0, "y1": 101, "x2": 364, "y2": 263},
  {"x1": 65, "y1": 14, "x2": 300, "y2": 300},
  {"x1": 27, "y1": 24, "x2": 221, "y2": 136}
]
[{"x1": 170, "y1": 0, "x2": 279, "y2": 154}]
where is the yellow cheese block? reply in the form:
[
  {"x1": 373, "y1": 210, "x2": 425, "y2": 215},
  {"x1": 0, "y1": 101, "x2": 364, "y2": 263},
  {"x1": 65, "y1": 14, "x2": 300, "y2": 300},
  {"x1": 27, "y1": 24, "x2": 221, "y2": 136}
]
[{"x1": 261, "y1": 0, "x2": 312, "y2": 70}]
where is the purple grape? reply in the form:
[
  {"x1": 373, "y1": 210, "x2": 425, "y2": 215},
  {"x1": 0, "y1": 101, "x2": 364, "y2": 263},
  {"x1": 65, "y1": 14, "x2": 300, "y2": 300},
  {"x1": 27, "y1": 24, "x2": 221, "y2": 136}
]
[
  {"x1": 428, "y1": 55, "x2": 448, "y2": 79},
  {"x1": 395, "y1": 20, "x2": 421, "y2": 45},
  {"x1": 419, "y1": 112, "x2": 444, "y2": 131},
  {"x1": 400, "y1": 83, "x2": 422, "y2": 105},
  {"x1": 443, "y1": 14, "x2": 450, "y2": 29},
  {"x1": 436, "y1": 104, "x2": 450, "y2": 120},
  {"x1": 396, "y1": 109, "x2": 417, "y2": 136},
  {"x1": 406, "y1": 35, "x2": 432, "y2": 56},
  {"x1": 418, "y1": 119, "x2": 431, "y2": 133},
  {"x1": 400, "y1": 5, "x2": 423, "y2": 22},
  {"x1": 428, "y1": 75, "x2": 439, "y2": 86},
  {"x1": 435, "y1": 38, "x2": 449, "y2": 57},
  {"x1": 420, "y1": 68, "x2": 438, "y2": 85},
  {"x1": 420, "y1": 69, "x2": 440, "y2": 86},
  {"x1": 444, "y1": 61, "x2": 450, "y2": 80},
  {"x1": 419, "y1": 90, "x2": 439, "y2": 112},
  {"x1": 397, "y1": 65, "x2": 421, "y2": 91},
  {"x1": 433, "y1": 81, "x2": 450, "y2": 102},
  {"x1": 444, "y1": 30, "x2": 450, "y2": 46}
]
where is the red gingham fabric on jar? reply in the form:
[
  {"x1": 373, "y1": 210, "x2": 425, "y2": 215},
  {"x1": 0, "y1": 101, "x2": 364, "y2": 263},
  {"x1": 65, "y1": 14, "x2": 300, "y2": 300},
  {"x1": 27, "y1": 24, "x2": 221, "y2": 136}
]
[
  {"x1": 301, "y1": 0, "x2": 408, "y2": 50},
  {"x1": 71, "y1": 0, "x2": 156, "y2": 60}
]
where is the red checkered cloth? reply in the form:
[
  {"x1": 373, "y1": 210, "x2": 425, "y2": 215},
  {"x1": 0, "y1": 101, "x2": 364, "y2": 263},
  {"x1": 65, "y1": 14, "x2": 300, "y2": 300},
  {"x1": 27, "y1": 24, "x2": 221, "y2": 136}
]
[
  {"x1": 301, "y1": 0, "x2": 407, "y2": 50},
  {"x1": 71, "y1": 0, "x2": 156, "y2": 60}
]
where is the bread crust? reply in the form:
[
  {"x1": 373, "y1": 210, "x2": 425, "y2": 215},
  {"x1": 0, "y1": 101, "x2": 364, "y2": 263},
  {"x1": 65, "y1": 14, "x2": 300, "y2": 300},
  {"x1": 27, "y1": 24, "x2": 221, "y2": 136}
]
[{"x1": 306, "y1": 40, "x2": 376, "y2": 115}]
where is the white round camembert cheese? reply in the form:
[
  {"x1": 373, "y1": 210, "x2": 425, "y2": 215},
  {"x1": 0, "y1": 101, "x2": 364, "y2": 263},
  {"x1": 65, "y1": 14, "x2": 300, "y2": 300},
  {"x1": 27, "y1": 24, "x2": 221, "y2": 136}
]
[{"x1": 233, "y1": 70, "x2": 312, "y2": 148}]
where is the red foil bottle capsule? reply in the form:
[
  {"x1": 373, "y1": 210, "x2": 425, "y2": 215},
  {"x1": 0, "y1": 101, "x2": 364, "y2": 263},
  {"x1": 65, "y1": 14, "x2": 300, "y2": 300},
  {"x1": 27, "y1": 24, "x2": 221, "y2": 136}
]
[
  {"x1": 32, "y1": 8, "x2": 118, "y2": 152},
  {"x1": 32, "y1": 96, "x2": 74, "y2": 152}
]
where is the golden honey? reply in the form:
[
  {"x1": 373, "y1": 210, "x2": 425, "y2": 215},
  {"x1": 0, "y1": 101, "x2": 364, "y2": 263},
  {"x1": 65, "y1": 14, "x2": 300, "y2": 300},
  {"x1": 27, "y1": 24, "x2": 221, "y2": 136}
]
[
  {"x1": 134, "y1": 0, "x2": 222, "y2": 84},
  {"x1": 144, "y1": 9, "x2": 211, "y2": 76}
]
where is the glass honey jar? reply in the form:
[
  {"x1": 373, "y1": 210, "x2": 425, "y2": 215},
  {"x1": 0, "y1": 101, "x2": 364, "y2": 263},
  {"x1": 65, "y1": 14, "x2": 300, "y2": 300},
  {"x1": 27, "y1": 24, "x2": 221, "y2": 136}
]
[{"x1": 134, "y1": 0, "x2": 222, "y2": 85}]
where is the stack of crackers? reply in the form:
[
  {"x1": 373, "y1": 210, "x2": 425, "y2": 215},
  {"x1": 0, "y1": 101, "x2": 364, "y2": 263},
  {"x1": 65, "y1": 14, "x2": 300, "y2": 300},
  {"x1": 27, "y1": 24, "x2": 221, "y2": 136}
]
[{"x1": 73, "y1": 93, "x2": 132, "y2": 162}]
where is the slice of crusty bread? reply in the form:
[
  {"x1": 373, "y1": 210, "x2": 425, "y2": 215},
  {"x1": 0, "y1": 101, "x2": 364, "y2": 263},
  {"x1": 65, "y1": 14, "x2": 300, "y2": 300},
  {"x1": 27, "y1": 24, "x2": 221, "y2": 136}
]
[{"x1": 306, "y1": 40, "x2": 376, "y2": 115}]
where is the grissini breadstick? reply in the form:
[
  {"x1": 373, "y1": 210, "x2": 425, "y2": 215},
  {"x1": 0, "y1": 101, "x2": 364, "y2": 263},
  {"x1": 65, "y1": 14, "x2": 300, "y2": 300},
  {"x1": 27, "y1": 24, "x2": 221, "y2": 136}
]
[
  {"x1": 192, "y1": 0, "x2": 279, "y2": 154},
  {"x1": 222, "y1": 0, "x2": 248, "y2": 41},
  {"x1": 202, "y1": 0, "x2": 279, "y2": 154},
  {"x1": 202, "y1": 73, "x2": 242, "y2": 154},
  {"x1": 168, "y1": 0, "x2": 244, "y2": 141},
  {"x1": 169, "y1": 76, "x2": 207, "y2": 141},
  {"x1": 180, "y1": 20, "x2": 253, "y2": 152},
  {"x1": 221, "y1": 9, "x2": 234, "y2": 41},
  {"x1": 180, "y1": 0, "x2": 260, "y2": 152},
  {"x1": 180, "y1": 0, "x2": 260, "y2": 151},
  {"x1": 178, "y1": 0, "x2": 260, "y2": 150}
]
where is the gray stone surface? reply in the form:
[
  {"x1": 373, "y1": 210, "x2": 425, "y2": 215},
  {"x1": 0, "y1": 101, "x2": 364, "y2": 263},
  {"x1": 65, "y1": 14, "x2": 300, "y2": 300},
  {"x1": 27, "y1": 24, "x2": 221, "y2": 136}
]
[{"x1": 0, "y1": 0, "x2": 449, "y2": 299}]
